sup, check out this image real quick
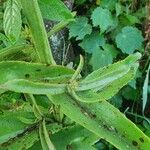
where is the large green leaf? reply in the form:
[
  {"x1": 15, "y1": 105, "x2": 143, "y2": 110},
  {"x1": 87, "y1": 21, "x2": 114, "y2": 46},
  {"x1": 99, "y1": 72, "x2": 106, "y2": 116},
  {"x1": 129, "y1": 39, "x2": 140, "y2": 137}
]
[
  {"x1": 38, "y1": 0, "x2": 74, "y2": 21},
  {"x1": 0, "y1": 53, "x2": 141, "y2": 103},
  {"x1": 115, "y1": 26, "x2": 144, "y2": 54},
  {"x1": 3, "y1": 0, "x2": 22, "y2": 43},
  {"x1": 76, "y1": 53, "x2": 140, "y2": 102},
  {"x1": 0, "y1": 61, "x2": 74, "y2": 94},
  {"x1": 48, "y1": 93, "x2": 150, "y2": 150}
]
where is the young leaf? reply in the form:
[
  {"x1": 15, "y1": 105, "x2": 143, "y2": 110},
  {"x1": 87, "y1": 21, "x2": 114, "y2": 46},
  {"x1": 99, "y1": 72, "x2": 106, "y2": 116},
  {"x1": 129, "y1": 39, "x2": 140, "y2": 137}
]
[
  {"x1": 115, "y1": 26, "x2": 144, "y2": 54},
  {"x1": 3, "y1": 0, "x2": 22, "y2": 43},
  {"x1": 38, "y1": 0, "x2": 74, "y2": 21},
  {"x1": 68, "y1": 17, "x2": 92, "y2": 40},
  {"x1": 91, "y1": 7, "x2": 114, "y2": 33}
]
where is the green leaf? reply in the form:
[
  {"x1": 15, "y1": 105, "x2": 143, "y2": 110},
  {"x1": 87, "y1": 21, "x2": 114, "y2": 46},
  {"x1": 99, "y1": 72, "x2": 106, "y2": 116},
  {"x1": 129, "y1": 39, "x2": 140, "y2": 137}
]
[
  {"x1": 109, "y1": 94, "x2": 123, "y2": 108},
  {"x1": 0, "y1": 123, "x2": 62, "y2": 150},
  {"x1": 51, "y1": 125, "x2": 98, "y2": 150},
  {"x1": 100, "y1": 0, "x2": 117, "y2": 11},
  {"x1": 91, "y1": 7, "x2": 114, "y2": 33},
  {"x1": 142, "y1": 64, "x2": 150, "y2": 114},
  {"x1": 102, "y1": 44, "x2": 118, "y2": 58},
  {"x1": 68, "y1": 17, "x2": 92, "y2": 40},
  {"x1": 38, "y1": 0, "x2": 74, "y2": 21},
  {"x1": 48, "y1": 93, "x2": 150, "y2": 150},
  {"x1": 90, "y1": 48, "x2": 113, "y2": 70},
  {"x1": 75, "y1": 0, "x2": 86, "y2": 5},
  {"x1": 115, "y1": 3, "x2": 122, "y2": 16},
  {"x1": 0, "y1": 61, "x2": 74, "y2": 94},
  {"x1": 115, "y1": 26, "x2": 144, "y2": 54},
  {"x1": 79, "y1": 53, "x2": 141, "y2": 101},
  {"x1": 79, "y1": 32, "x2": 105, "y2": 53},
  {"x1": 0, "y1": 106, "x2": 35, "y2": 144},
  {"x1": 3, "y1": 0, "x2": 22, "y2": 43},
  {"x1": 122, "y1": 86, "x2": 138, "y2": 101}
]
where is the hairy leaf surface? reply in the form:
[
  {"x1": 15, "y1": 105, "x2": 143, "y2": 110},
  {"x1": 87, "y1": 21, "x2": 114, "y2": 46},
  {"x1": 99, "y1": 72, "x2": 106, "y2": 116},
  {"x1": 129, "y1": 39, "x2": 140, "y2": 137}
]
[{"x1": 48, "y1": 94, "x2": 150, "y2": 150}]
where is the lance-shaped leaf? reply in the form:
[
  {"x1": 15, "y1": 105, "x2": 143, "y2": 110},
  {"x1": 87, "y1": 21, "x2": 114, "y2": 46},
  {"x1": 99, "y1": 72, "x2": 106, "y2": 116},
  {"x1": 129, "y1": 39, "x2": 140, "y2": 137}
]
[
  {"x1": 75, "y1": 53, "x2": 141, "y2": 102},
  {"x1": 48, "y1": 93, "x2": 150, "y2": 150},
  {"x1": 0, "y1": 123, "x2": 62, "y2": 150},
  {"x1": 0, "y1": 61, "x2": 75, "y2": 94},
  {"x1": 39, "y1": 119, "x2": 55, "y2": 150}
]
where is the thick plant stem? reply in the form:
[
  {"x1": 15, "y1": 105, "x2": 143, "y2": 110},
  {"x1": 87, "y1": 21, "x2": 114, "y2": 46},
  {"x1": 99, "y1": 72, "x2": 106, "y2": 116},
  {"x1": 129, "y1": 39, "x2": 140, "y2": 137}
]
[{"x1": 20, "y1": 0, "x2": 56, "y2": 65}]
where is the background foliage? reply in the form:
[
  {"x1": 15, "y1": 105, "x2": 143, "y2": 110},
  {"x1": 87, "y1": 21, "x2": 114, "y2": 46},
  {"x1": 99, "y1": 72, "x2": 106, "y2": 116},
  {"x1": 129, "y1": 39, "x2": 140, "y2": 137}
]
[{"x1": 0, "y1": 0, "x2": 150, "y2": 149}]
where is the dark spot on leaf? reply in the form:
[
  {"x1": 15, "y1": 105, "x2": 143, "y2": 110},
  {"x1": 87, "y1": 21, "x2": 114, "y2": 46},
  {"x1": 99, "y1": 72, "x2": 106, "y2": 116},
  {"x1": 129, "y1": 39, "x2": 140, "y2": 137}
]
[
  {"x1": 139, "y1": 137, "x2": 144, "y2": 143},
  {"x1": 46, "y1": 64, "x2": 50, "y2": 67},
  {"x1": 92, "y1": 114, "x2": 96, "y2": 118},
  {"x1": 35, "y1": 69, "x2": 41, "y2": 72},
  {"x1": 43, "y1": 79, "x2": 49, "y2": 83},
  {"x1": 132, "y1": 140, "x2": 138, "y2": 146},
  {"x1": 66, "y1": 145, "x2": 72, "y2": 150},
  {"x1": 25, "y1": 74, "x2": 30, "y2": 78}
]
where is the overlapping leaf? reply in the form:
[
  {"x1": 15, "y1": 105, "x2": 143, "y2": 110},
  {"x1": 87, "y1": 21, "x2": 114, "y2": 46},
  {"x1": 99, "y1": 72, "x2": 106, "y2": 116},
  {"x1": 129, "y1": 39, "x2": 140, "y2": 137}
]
[
  {"x1": 48, "y1": 93, "x2": 150, "y2": 150},
  {"x1": 3, "y1": 0, "x2": 22, "y2": 43},
  {"x1": 38, "y1": 0, "x2": 74, "y2": 21}
]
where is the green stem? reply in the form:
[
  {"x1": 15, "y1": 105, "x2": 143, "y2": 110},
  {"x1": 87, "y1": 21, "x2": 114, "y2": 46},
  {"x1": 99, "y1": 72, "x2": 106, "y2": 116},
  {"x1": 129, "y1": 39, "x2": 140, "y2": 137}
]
[
  {"x1": 47, "y1": 19, "x2": 74, "y2": 37},
  {"x1": 20, "y1": 0, "x2": 55, "y2": 65}
]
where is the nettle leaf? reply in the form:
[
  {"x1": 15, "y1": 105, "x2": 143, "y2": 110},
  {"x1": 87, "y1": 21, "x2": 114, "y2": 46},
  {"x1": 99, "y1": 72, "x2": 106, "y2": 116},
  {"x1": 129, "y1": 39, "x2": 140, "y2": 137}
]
[
  {"x1": 100, "y1": 0, "x2": 117, "y2": 11},
  {"x1": 90, "y1": 48, "x2": 113, "y2": 70},
  {"x1": 38, "y1": 0, "x2": 74, "y2": 21},
  {"x1": 79, "y1": 32, "x2": 105, "y2": 53},
  {"x1": 115, "y1": 26, "x2": 144, "y2": 54},
  {"x1": 3, "y1": 0, "x2": 22, "y2": 43},
  {"x1": 68, "y1": 17, "x2": 92, "y2": 40},
  {"x1": 91, "y1": 7, "x2": 114, "y2": 33},
  {"x1": 49, "y1": 93, "x2": 150, "y2": 150}
]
